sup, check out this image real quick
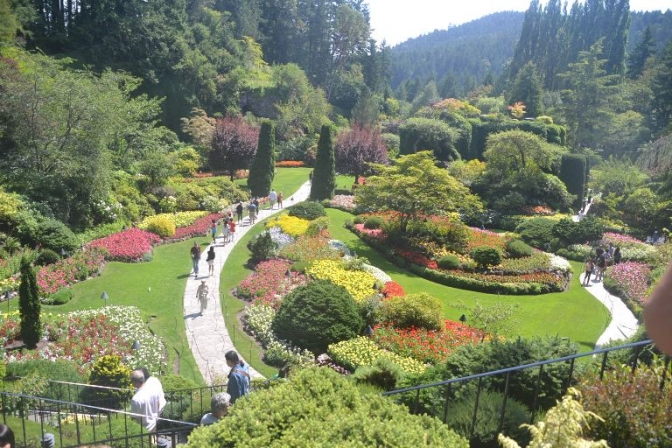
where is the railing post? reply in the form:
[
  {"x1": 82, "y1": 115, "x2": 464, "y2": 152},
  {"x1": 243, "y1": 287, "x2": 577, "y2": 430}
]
[
  {"x1": 563, "y1": 358, "x2": 576, "y2": 393},
  {"x1": 469, "y1": 377, "x2": 484, "y2": 440},
  {"x1": 412, "y1": 389, "x2": 420, "y2": 414},
  {"x1": 660, "y1": 356, "x2": 671, "y2": 391},
  {"x1": 599, "y1": 350, "x2": 609, "y2": 380},
  {"x1": 498, "y1": 371, "x2": 511, "y2": 434},
  {"x1": 442, "y1": 384, "x2": 452, "y2": 423},
  {"x1": 529, "y1": 364, "x2": 544, "y2": 423},
  {"x1": 74, "y1": 403, "x2": 82, "y2": 446},
  {"x1": 631, "y1": 344, "x2": 642, "y2": 374}
]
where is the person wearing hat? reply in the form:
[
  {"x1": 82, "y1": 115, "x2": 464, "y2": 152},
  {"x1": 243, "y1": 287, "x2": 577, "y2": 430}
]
[{"x1": 196, "y1": 280, "x2": 209, "y2": 315}]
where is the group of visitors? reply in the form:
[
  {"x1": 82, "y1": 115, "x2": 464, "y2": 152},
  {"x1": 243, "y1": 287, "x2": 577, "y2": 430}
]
[
  {"x1": 646, "y1": 230, "x2": 667, "y2": 246},
  {"x1": 583, "y1": 243, "x2": 622, "y2": 286}
]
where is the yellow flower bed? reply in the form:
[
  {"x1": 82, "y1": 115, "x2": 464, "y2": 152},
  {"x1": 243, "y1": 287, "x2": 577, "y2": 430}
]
[
  {"x1": 265, "y1": 214, "x2": 310, "y2": 238},
  {"x1": 138, "y1": 211, "x2": 208, "y2": 230},
  {"x1": 307, "y1": 260, "x2": 377, "y2": 302},
  {"x1": 328, "y1": 337, "x2": 426, "y2": 375}
]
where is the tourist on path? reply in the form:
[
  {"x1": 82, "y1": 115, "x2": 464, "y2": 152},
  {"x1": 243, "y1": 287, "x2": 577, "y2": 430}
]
[
  {"x1": 206, "y1": 246, "x2": 216, "y2": 277},
  {"x1": 190, "y1": 242, "x2": 201, "y2": 278},
  {"x1": 236, "y1": 202, "x2": 244, "y2": 223},
  {"x1": 613, "y1": 246, "x2": 622, "y2": 265},
  {"x1": 583, "y1": 259, "x2": 594, "y2": 286},
  {"x1": 210, "y1": 220, "x2": 218, "y2": 242},
  {"x1": 196, "y1": 280, "x2": 209, "y2": 315},
  {"x1": 269, "y1": 189, "x2": 277, "y2": 209},
  {"x1": 247, "y1": 201, "x2": 257, "y2": 225},
  {"x1": 224, "y1": 350, "x2": 250, "y2": 404},
  {"x1": 200, "y1": 393, "x2": 231, "y2": 426},
  {"x1": 277, "y1": 192, "x2": 283, "y2": 209},
  {"x1": 229, "y1": 219, "x2": 236, "y2": 240}
]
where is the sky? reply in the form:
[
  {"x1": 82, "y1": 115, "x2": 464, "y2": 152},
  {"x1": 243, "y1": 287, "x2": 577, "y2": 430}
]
[{"x1": 367, "y1": 0, "x2": 672, "y2": 46}]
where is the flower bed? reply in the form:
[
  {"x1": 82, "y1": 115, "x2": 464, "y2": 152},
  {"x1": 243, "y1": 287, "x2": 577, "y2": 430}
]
[
  {"x1": 373, "y1": 321, "x2": 483, "y2": 364},
  {"x1": 306, "y1": 260, "x2": 378, "y2": 302},
  {"x1": 173, "y1": 213, "x2": 224, "y2": 239},
  {"x1": 381, "y1": 281, "x2": 405, "y2": 298},
  {"x1": 328, "y1": 336, "x2": 426, "y2": 375},
  {"x1": 327, "y1": 195, "x2": 356, "y2": 212},
  {"x1": 279, "y1": 234, "x2": 340, "y2": 262},
  {"x1": 274, "y1": 160, "x2": 305, "y2": 167},
  {"x1": 138, "y1": 211, "x2": 208, "y2": 230},
  {"x1": 1, "y1": 306, "x2": 165, "y2": 374},
  {"x1": 90, "y1": 228, "x2": 161, "y2": 262},
  {"x1": 603, "y1": 262, "x2": 651, "y2": 316},
  {"x1": 237, "y1": 259, "x2": 307, "y2": 308},
  {"x1": 37, "y1": 248, "x2": 106, "y2": 296},
  {"x1": 266, "y1": 214, "x2": 311, "y2": 238},
  {"x1": 466, "y1": 227, "x2": 508, "y2": 253}
]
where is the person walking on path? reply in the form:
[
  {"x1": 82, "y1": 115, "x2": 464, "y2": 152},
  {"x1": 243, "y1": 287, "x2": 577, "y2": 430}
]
[
  {"x1": 229, "y1": 219, "x2": 236, "y2": 240},
  {"x1": 613, "y1": 246, "x2": 622, "y2": 265},
  {"x1": 190, "y1": 243, "x2": 201, "y2": 278},
  {"x1": 269, "y1": 189, "x2": 277, "y2": 209},
  {"x1": 247, "y1": 201, "x2": 257, "y2": 225},
  {"x1": 206, "y1": 246, "x2": 216, "y2": 276},
  {"x1": 277, "y1": 192, "x2": 283, "y2": 209},
  {"x1": 196, "y1": 280, "x2": 209, "y2": 315},
  {"x1": 210, "y1": 220, "x2": 218, "y2": 243},
  {"x1": 583, "y1": 259, "x2": 594, "y2": 286},
  {"x1": 225, "y1": 350, "x2": 250, "y2": 404},
  {"x1": 235, "y1": 202, "x2": 244, "y2": 224}
]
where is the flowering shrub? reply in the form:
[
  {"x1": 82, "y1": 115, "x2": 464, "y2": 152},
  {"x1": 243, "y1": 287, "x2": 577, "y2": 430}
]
[
  {"x1": 0, "y1": 277, "x2": 19, "y2": 295},
  {"x1": 1, "y1": 306, "x2": 165, "y2": 374},
  {"x1": 394, "y1": 248, "x2": 438, "y2": 269},
  {"x1": 173, "y1": 213, "x2": 224, "y2": 239},
  {"x1": 237, "y1": 259, "x2": 307, "y2": 308},
  {"x1": 328, "y1": 337, "x2": 426, "y2": 375},
  {"x1": 373, "y1": 321, "x2": 483, "y2": 364},
  {"x1": 243, "y1": 305, "x2": 314, "y2": 366},
  {"x1": 328, "y1": 195, "x2": 356, "y2": 212},
  {"x1": 90, "y1": 228, "x2": 161, "y2": 262},
  {"x1": 274, "y1": 160, "x2": 305, "y2": 167},
  {"x1": 306, "y1": 260, "x2": 377, "y2": 302},
  {"x1": 381, "y1": 281, "x2": 405, "y2": 298},
  {"x1": 354, "y1": 223, "x2": 385, "y2": 239},
  {"x1": 266, "y1": 214, "x2": 311, "y2": 238},
  {"x1": 601, "y1": 232, "x2": 645, "y2": 248},
  {"x1": 138, "y1": 211, "x2": 208, "y2": 231},
  {"x1": 603, "y1": 262, "x2": 650, "y2": 310},
  {"x1": 520, "y1": 205, "x2": 555, "y2": 216},
  {"x1": 452, "y1": 270, "x2": 563, "y2": 288},
  {"x1": 36, "y1": 248, "x2": 106, "y2": 296},
  {"x1": 279, "y1": 234, "x2": 340, "y2": 262}
]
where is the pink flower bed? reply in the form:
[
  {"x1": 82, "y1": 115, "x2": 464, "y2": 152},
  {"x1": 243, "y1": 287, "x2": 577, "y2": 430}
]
[
  {"x1": 601, "y1": 232, "x2": 646, "y2": 247},
  {"x1": 89, "y1": 228, "x2": 161, "y2": 262},
  {"x1": 329, "y1": 195, "x2": 356, "y2": 211},
  {"x1": 354, "y1": 223, "x2": 385, "y2": 239},
  {"x1": 173, "y1": 213, "x2": 224, "y2": 239},
  {"x1": 604, "y1": 262, "x2": 650, "y2": 305},
  {"x1": 37, "y1": 249, "x2": 106, "y2": 296},
  {"x1": 237, "y1": 259, "x2": 307, "y2": 308}
]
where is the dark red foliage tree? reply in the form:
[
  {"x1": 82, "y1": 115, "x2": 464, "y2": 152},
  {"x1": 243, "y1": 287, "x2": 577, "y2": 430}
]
[
  {"x1": 334, "y1": 126, "x2": 388, "y2": 183},
  {"x1": 209, "y1": 116, "x2": 259, "y2": 180}
]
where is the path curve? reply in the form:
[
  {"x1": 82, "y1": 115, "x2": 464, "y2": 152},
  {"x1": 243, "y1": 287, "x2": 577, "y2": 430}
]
[
  {"x1": 183, "y1": 182, "x2": 311, "y2": 384},
  {"x1": 579, "y1": 273, "x2": 639, "y2": 349}
]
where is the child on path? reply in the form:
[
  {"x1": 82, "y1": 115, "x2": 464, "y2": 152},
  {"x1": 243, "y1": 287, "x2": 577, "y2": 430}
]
[
  {"x1": 229, "y1": 219, "x2": 236, "y2": 240},
  {"x1": 277, "y1": 192, "x2": 283, "y2": 208},
  {"x1": 210, "y1": 220, "x2": 218, "y2": 242},
  {"x1": 206, "y1": 246, "x2": 216, "y2": 276},
  {"x1": 583, "y1": 259, "x2": 594, "y2": 286}
]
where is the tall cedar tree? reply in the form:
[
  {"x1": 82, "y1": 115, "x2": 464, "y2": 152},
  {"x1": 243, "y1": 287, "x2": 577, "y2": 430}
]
[
  {"x1": 209, "y1": 117, "x2": 259, "y2": 181},
  {"x1": 248, "y1": 121, "x2": 276, "y2": 197},
  {"x1": 335, "y1": 126, "x2": 388, "y2": 184},
  {"x1": 19, "y1": 257, "x2": 41, "y2": 349},
  {"x1": 310, "y1": 125, "x2": 336, "y2": 201}
]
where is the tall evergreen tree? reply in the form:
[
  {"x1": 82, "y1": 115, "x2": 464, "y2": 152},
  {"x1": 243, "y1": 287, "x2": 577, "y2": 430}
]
[
  {"x1": 310, "y1": 125, "x2": 336, "y2": 201},
  {"x1": 651, "y1": 39, "x2": 672, "y2": 133},
  {"x1": 628, "y1": 26, "x2": 655, "y2": 79},
  {"x1": 19, "y1": 257, "x2": 41, "y2": 349},
  {"x1": 248, "y1": 121, "x2": 276, "y2": 197},
  {"x1": 508, "y1": 62, "x2": 544, "y2": 118}
]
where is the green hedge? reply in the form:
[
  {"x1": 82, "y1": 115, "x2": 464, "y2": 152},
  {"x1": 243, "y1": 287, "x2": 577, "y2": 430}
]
[
  {"x1": 399, "y1": 117, "x2": 460, "y2": 162},
  {"x1": 468, "y1": 118, "x2": 566, "y2": 160},
  {"x1": 559, "y1": 154, "x2": 587, "y2": 209}
]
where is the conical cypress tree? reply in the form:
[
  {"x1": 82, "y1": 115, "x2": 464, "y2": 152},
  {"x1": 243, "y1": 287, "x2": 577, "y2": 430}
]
[
  {"x1": 248, "y1": 121, "x2": 276, "y2": 197},
  {"x1": 310, "y1": 125, "x2": 336, "y2": 201},
  {"x1": 19, "y1": 256, "x2": 41, "y2": 349}
]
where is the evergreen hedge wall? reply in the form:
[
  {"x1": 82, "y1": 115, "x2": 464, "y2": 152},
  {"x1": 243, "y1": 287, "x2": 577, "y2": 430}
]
[
  {"x1": 248, "y1": 120, "x2": 276, "y2": 197},
  {"x1": 559, "y1": 154, "x2": 587, "y2": 208}
]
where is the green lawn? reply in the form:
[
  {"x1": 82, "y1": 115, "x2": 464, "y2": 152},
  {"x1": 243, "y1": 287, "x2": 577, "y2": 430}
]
[
  {"x1": 234, "y1": 167, "x2": 312, "y2": 207},
  {"x1": 325, "y1": 208, "x2": 610, "y2": 352}
]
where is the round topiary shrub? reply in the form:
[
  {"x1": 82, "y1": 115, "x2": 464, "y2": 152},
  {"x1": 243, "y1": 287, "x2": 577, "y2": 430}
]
[
  {"x1": 247, "y1": 231, "x2": 278, "y2": 264},
  {"x1": 35, "y1": 249, "x2": 61, "y2": 266},
  {"x1": 42, "y1": 288, "x2": 73, "y2": 305},
  {"x1": 271, "y1": 280, "x2": 364, "y2": 354},
  {"x1": 35, "y1": 219, "x2": 79, "y2": 253},
  {"x1": 364, "y1": 216, "x2": 383, "y2": 230},
  {"x1": 288, "y1": 201, "x2": 326, "y2": 221},
  {"x1": 470, "y1": 246, "x2": 502, "y2": 269},
  {"x1": 514, "y1": 217, "x2": 556, "y2": 250},
  {"x1": 506, "y1": 239, "x2": 533, "y2": 259},
  {"x1": 437, "y1": 254, "x2": 461, "y2": 270},
  {"x1": 145, "y1": 215, "x2": 176, "y2": 238},
  {"x1": 380, "y1": 292, "x2": 443, "y2": 331}
]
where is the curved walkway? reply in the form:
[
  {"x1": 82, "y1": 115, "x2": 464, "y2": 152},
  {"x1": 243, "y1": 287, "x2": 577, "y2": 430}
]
[
  {"x1": 183, "y1": 182, "x2": 311, "y2": 384},
  {"x1": 580, "y1": 272, "x2": 639, "y2": 349}
]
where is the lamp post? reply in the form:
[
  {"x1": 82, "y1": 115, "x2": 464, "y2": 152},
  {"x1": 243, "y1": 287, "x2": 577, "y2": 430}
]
[
  {"x1": 131, "y1": 340, "x2": 140, "y2": 351},
  {"x1": 459, "y1": 314, "x2": 467, "y2": 326},
  {"x1": 4, "y1": 290, "x2": 10, "y2": 313},
  {"x1": 364, "y1": 325, "x2": 374, "y2": 337},
  {"x1": 60, "y1": 248, "x2": 66, "y2": 259},
  {"x1": 101, "y1": 291, "x2": 109, "y2": 308}
]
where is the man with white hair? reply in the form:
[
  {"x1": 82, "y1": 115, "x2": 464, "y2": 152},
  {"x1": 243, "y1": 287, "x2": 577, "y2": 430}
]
[{"x1": 200, "y1": 392, "x2": 231, "y2": 426}]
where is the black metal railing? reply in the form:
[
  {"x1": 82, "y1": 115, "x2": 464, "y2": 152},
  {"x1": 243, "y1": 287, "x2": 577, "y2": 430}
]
[{"x1": 383, "y1": 339, "x2": 665, "y2": 443}]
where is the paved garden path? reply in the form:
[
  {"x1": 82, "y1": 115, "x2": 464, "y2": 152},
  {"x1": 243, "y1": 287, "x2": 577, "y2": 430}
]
[
  {"x1": 183, "y1": 182, "x2": 312, "y2": 384},
  {"x1": 580, "y1": 272, "x2": 639, "y2": 348}
]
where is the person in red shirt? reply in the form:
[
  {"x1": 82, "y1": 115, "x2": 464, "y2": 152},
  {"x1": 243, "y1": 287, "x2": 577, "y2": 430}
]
[{"x1": 229, "y1": 219, "x2": 236, "y2": 239}]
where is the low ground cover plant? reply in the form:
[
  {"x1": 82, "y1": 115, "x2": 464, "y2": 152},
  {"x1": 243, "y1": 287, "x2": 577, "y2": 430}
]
[
  {"x1": 603, "y1": 261, "x2": 651, "y2": 316},
  {"x1": 236, "y1": 259, "x2": 307, "y2": 308},
  {"x1": 265, "y1": 214, "x2": 311, "y2": 237},
  {"x1": 138, "y1": 211, "x2": 208, "y2": 233}
]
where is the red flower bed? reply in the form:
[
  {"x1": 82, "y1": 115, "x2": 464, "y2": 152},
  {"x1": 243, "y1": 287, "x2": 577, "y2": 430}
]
[
  {"x1": 275, "y1": 160, "x2": 305, "y2": 168},
  {"x1": 373, "y1": 320, "x2": 484, "y2": 364},
  {"x1": 90, "y1": 228, "x2": 161, "y2": 262},
  {"x1": 237, "y1": 259, "x2": 307, "y2": 308},
  {"x1": 395, "y1": 248, "x2": 438, "y2": 269},
  {"x1": 381, "y1": 281, "x2": 405, "y2": 298},
  {"x1": 173, "y1": 213, "x2": 224, "y2": 239},
  {"x1": 466, "y1": 227, "x2": 507, "y2": 252},
  {"x1": 37, "y1": 249, "x2": 106, "y2": 296}
]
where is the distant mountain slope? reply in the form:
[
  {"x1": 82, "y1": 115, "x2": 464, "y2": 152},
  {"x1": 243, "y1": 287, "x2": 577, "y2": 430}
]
[{"x1": 389, "y1": 11, "x2": 524, "y2": 90}]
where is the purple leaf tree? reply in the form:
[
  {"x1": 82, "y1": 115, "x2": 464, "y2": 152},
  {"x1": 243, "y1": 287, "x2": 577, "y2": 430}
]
[
  {"x1": 335, "y1": 126, "x2": 388, "y2": 184},
  {"x1": 209, "y1": 116, "x2": 259, "y2": 181}
]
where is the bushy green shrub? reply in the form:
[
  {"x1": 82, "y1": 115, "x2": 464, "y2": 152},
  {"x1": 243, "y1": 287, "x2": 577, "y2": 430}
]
[
  {"x1": 353, "y1": 215, "x2": 364, "y2": 225},
  {"x1": 506, "y1": 239, "x2": 532, "y2": 259},
  {"x1": 272, "y1": 280, "x2": 363, "y2": 354},
  {"x1": 364, "y1": 216, "x2": 383, "y2": 229},
  {"x1": 552, "y1": 217, "x2": 604, "y2": 246},
  {"x1": 446, "y1": 390, "x2": 530, "y2": 448},
  {"x1": 159, "y1": 374, "x2": 200, "y2": 426},
  {"x1": 185, "y1": 367, "x2": 469, "y2": 448},
  {"x1": 84, "y1": 355, "x2": 132, "y2": 409},
  {"x1": 470, "y1": 247, "x2": 502, "y2": 269},
  {"x1": 515, "y1": 218, "x2": 556, "y2": 249},
  {"x1": 5, "y1": 359, "x2": 86, "y2": 401},
  {"x1": 42, "y1": 287, "x2": 73, "y2": 305},
  {"x1": 438, "y1": 254, "x2": 462, "y2": 270},
  {"x1": 145, "y1": 215, "x2": 176, "y2": 238},
  {"x1": 35, "y1": 219, "x2": 79, "y2": 253},
  {"x1": 306, "y1": 216, "x2": 330, "y2": 236},
  {"x1": 380, "y1": 292, "x2": 442, "y2": 331},
  {"x1": 246, "y1": 231, "x2": 277, "y2": 264},
  {"x1": 288, "y1": 201, "x2": 326, "y2": 220},
  {"x1": 35, "y1": 249, "x2": 61, "y2": 266},
  {"x1": 351, "y1": 357, "x2": 404, "y2": 392}
]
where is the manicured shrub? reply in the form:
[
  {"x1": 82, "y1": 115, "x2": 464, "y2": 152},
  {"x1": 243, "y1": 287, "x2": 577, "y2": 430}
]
[
  {"x1": 438, "y1": 254, "x2": 462, "y2": 270},
  {"x1": 353, "y1": 215, "x2": 364, "y2": 225},
  {"x1": 309, "y1": 125, "x2": 336, "y2": 201},
  {"x1": 85, "y1": 355, "x2": 132, "y2": 409},
  {"x1": 5, "y1": 359, "x2": 86, "y2": 401},
  {"x1": 246, "y1": 231, "x2": 278, "y2": 264},
  {"x1": 144, "y1": 215, "x2": 176, "y2": 238},
  {"x1": 559, "y1": 153, "x2": 587, "y2": 208},
  {"x1": 288, "y1": 201, "x2": 326, "y2": 220},
  {"x1": 351, "y1": 357, "x2": 404, "y2": 392},
  {"x1": 35, "y1": 219, "x2": 79, "y2": 253},
  {"x1": 248, "y1": 120, "x2": 276, "y2": 197},
  {"x1": 506, "y1": 239, "x2": 533, "y2": 259},
  {"x1": 515, "y1": 217, "x2": 556, "y2": 249},
  {"x1": 185, "y1": 367, "x2": 469, "y2": 447},
  {"x1": 42, "y1": 287, "x2": 73, "y2": 305},
  {"x1": 305, "y1": 216, "x2": 330, "y2": 236},
  {"x1": 35, "y1": 249, "x2": 61, "y2": 266},
  {"x1": 159, "y1": 374, "x2": 200, "y2": 425},
  {"x1": 19, "y1": 257, "x2": 41, "y2": 349},
  {"x1": 470, "y1": 246, "x2": 502, "y2": 269},
  {"x1": 364, "y1": 216, "x2": 383, "y2": 229},
  {"x1": 380, "y1": 292, "x2": 442, "y2": 331},
  {"x1": 271, "y1": 280, "x2": 364, "y2": 354}
]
